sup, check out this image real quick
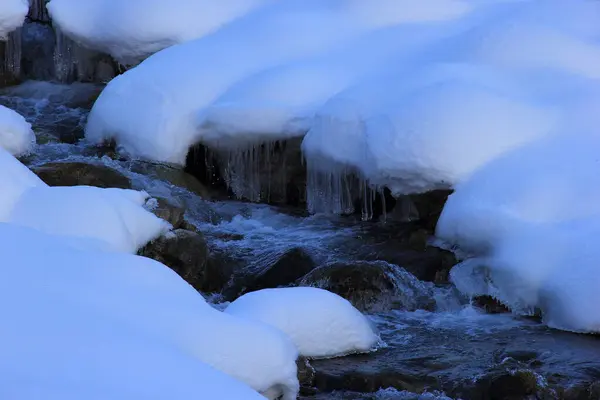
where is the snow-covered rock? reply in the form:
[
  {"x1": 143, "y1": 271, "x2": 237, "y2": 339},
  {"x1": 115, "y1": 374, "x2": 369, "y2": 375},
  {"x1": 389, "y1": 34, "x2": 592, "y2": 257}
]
[
  {"x1": 85, "y1": 0, "x2": 473, "y2": 164},
  {"x1": 0, "y1": 0, "x2": 27, "y2": 39},
  {"x1": 437, "y1": 132, "x2": 600, "y2": 333},
  {"x1": 226, "y1": 287, "x2": 379, "y2": 358},
  {"x1": 47, "y1": 0, "x2": 273, "y2": 65},
  {"x1": 9, "y1": 186, "x2": 171, "y2": 253},
  {"x1": 0, "y1": 223, "x2": 299, "y2": 399},
  {"x1": 0, "y1": 105, "x2": 36, "y2": 156},
  {"x1": 0, "y1": 147, "x2": 46, "y2": 221}
]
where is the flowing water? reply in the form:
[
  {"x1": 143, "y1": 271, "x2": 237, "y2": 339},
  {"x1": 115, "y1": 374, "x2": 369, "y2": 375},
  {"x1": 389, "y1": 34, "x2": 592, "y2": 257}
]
[{"x1": 4, "y1": 81, "x2": 600, "y2": 399}]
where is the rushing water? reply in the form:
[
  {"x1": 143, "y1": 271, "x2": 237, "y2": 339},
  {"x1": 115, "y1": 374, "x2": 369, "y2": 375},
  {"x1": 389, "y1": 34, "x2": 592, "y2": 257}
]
[{"x1": 4, "y1": 81, "x2": 600, "y2": 399}]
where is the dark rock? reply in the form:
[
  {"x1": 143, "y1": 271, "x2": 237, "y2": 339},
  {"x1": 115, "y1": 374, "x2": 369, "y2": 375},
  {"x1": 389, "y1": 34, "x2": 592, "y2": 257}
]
[
  {"x1": 300, "y1": 261, "x2": 437, "y2": 312},
  {"x1": 388, "y1": 190, "x2": 453, "y2": 233},
  {"x1": 223, "y1": 247, "x2": 316, "y2": 299},
  {"x1": 298, "y1": 357, "x2": 317, "y2": 396},
  {"x1": 204, "y1": 249, "x2": 239, "y2": 294},
  {"x1": 562, "y1": 382, "x2": 600, "y2": 400},
  {"x1": 148, "y1": 197, "x2": 196, "y2": 231},
  {"x1": 32, "y1": 162, "x2": 132, "y2": 189},
  {"x1": 185, "y1": 138, "x2": 306, "y2": 206},
  {"x1": 139, "y1": 230, "x2": 210, "y2": 292},
  {"x1": 474, "y1": 296, "x2": 510, "y2": 314},
  {"x1": 466, "y1": 369, "x2": 541, "y2": 400}
]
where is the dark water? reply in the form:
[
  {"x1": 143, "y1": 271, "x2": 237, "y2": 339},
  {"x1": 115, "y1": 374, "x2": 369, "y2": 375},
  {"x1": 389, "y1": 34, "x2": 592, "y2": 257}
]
[{"x1": 4, "y1": 81, "x2": 600, "y2": 400}]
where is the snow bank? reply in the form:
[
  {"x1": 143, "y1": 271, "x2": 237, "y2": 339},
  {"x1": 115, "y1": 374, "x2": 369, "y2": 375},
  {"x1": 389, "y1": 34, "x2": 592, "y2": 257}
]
[
  {"x1": 0, "y1": 105, "x2": 35, "y2": 156},
  {"x1": 0, "y1": 223, "x2": 295, "y2": 399},
  {"x1": 437, "y1": 133, "x2": 600, "y2": 333},
  {"x1": 9, "y1": 186, "x2": 171, "y2": 253},
  {"x1": 0, "y1": 0, "x2": 27, "y2": 39},
  {"x1": 226, "y1": 287, "x2": 379, "y2": 358},
  {"x1": 86, "y1": 0, "x2": 473, "y2": 164},
  {"x1": 0, "y1": 148, "x2": 46, "y2": 221},
  {"x1": 47, "y1": 0, "x2": 273, "y2": 65}
]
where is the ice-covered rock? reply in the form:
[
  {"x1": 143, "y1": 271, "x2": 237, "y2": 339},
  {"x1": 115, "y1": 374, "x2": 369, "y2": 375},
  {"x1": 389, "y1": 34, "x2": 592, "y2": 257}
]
[
  {"x1": 0, "y1": 105, "x2": 35, "y2": 156},
  {"x1": 0, "y1": 0, "x2": 27, "y2": 39}
]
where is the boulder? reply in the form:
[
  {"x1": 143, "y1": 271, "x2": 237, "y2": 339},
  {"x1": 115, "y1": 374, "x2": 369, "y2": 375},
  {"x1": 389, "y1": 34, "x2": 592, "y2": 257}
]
[
  {"x1": 32, "y1": 162, "x2": 132, "y2": 189},
  {"x1": 139, "y1": 229, "x2": 210, "y2": 292},
  {"x1": 300, "y1": 261, "x2": 436, "y2": 313}
]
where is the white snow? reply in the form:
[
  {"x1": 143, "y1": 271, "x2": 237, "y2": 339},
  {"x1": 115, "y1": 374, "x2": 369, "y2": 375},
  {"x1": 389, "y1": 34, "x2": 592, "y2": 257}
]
[
  {"x1": 437, "y1": 132, "x2": 600, "y2": 333},
  {"x1": 0, "y1": 223, "x2": 298, "y2": 399},
  {"x1": 0, "y1": 105, "x2": 36, "y2": 156},
  {"x1": 226, "y1": 287, "x2": 379, "y2": 358},
  {"x1": 0, "y1": 0, "x2": 27, "y2": 39},
  {"x1": 9, "y1": 186, "x2": 171, "y2": 253},
  {"x1": 0, "y1": 147, "x2": 46, "y2": 221},
  {"x1": 46, "y1": 0, "x2": 273, "y2": 65},
  {"x1": 85, "y1": 0, "x2": 474, "y2": 164}
]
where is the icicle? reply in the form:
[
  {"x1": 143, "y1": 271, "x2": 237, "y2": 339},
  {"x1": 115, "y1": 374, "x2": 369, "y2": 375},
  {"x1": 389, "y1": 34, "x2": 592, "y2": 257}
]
[
  {"x1": 305, "y1": 156, "x2": 355, "y2": 215},
  {"x1": 29, "y1": 0, "x2": 51, "y2": 23},
  {"x1": 1, "y1": 28, "x2": 22, "y2": 83},
  {"x1": 53, "y1": 28, "x2": 98, "y2": 83}
]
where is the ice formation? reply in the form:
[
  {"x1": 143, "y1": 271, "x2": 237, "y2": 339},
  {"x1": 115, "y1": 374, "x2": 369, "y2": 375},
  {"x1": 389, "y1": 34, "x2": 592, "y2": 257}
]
[{"x1": 0, "y1": 105, "x2": 35, "y2": 156}]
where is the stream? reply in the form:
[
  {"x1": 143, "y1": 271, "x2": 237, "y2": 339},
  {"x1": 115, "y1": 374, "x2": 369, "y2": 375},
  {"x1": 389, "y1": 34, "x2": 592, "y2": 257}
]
[{"x1": 4, "y1": 81, "x2": 600, "y2": 400}]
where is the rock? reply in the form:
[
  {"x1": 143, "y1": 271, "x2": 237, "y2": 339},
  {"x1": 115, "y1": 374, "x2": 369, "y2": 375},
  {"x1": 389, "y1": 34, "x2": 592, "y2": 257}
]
[
  {"x1": 562, "y1": 382, "x2": 600, "y2": 400},
  {"x1": 465, "y1": 369, "x2": 541, "y2": 400},
  {"x1": 146, "y1": 197, "x2": 197, "y2": 231},
  {"x1": 300, "y1": 261, "x2": 436, "y2": 313},
  {"x1": 473, "y1": 296, "x2": 510, "y2": 314},
  {"x1": 32, "y1": 162, "x2": 132, "y2": 189},
  {"x1": 139, "y1": 230, "x2": 210, "y2": 292},
  {"x1": 21, "y1": 22, "x2": 56, "y2": 82},
  {"x1": 185, "y1": 138, "x2": 306, "y2": 206},
  {"x1": 223, "y1": 247, "x2": 317, "y2": 299},
  {"x1": 297, "y1": 357, "x2": 317, "y2": 396}
]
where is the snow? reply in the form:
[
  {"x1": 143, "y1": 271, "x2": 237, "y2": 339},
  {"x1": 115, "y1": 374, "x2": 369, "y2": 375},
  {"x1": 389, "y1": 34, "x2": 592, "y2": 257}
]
[
  {"x1": 0, "y1": 105, "x2": 36, "y2": 156},
  {"x1": 225, "y1": 287, "x2": 379, "y2": 358},
  {"x1": 9, "y1": 186, "x2": 171, "y2": 253},
  {"x1": 0, "y1": 148, "x2": 46, "y2": 222},
  {"x1": 0, "y1": 0, "x2": 27, "y2": 39},
  {"x1": 85, "y1": 0, "x2": 474, "y2": 164},
  {"x1": 437, "y1": 133, "x2": 600, "y2": 333},
  {"x1": 0, "y1": 223, "x2": 297, "y2": 399},
  {"x1": 46, "y1": 0, "x2": 273, "y2": 65}
]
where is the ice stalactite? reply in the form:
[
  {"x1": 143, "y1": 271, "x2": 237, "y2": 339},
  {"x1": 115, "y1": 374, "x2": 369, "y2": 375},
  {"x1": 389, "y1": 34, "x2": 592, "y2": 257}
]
[
  {"x1": 305, "y1": 156, "x2": 381, "y2": 221},
  {"x1": 29, "y1": 0, "x2": 50, "y2": 23},
  {"x1": 53, "y1": 28, "x2": 96, "y2": 83},
  {"x1": 0, "y1": 28, "x2": 22, "y2": 85}
]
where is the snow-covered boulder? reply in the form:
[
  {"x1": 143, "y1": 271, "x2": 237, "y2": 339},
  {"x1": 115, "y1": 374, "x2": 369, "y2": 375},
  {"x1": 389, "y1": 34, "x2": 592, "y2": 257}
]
[
  {"x1": 0, "y1": 148, "x2": 46, "y2": 221},
  {"x1": 0, "y1": 223, "x2": 299, "y2": 399},
  {"x1": 226, "y1": 287, "x2": 379, "y2": 358},
  {"x1": 9, "y1": 186, "x2": 171, "y2": 253},
  {"x1": 0, "y1": 105, "x2": 36, "y2": 156},
  {"x1": 0, "y1": 0, "x2": 27, "y2": 39},
  {"x1": 437, "y1": 132, "x2": 600, "y2": 333},
  {"x1": 85, "y1": 0, "x2": 471, "y2": 164},
  {"x1": 46, "y1": 0, "x2": 272, "y2": 65}
]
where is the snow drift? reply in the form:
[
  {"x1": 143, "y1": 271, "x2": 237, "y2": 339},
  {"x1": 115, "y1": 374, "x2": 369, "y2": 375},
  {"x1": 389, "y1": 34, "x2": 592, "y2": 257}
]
[
  {"x1": 47, "y1": 0, "x2": 273, "y2": 65},
  {"x1": 226, "y1": 287, "x2": 379, "y2": 358},
  {"x1": 0, "y1": 223, "x2": 297, "y2": 399},
  {"x1": 0, "y1": 105, "x2": 36, "y2": 156},
  {"x1": 0, "y1": 0, "x2": 27, "y2": 39}
]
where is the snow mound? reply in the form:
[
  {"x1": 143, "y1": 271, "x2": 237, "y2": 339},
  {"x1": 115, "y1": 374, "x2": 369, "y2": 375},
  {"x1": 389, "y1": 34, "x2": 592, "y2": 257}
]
[
  {"x1": 226, "y1": 287, "x2": 379, "y2": 358},
  {"x1": 85, "y1": 0, "x2": 473, "y2": 164},
  {"x1": 0, "y1": 0, "x2": 27, "y2": 39},
  {"x1": 0, "y1": 148, "x2": 46, "y2": 221},
  {"x1": 9, "y1": 186, "x2": 171, "y2": 253},
  {"x1": 0, "y1": 105, "x2": 36, "y2": 156},
  {"x1": 0, "y1": 223, "x2": 294, "y2": 399},
  {"x1": 47, "y1": 0, "x2": 272, "y2": 65},
  {"x1": 437, "y1": 133, "x2": 600, "y2": 333}
]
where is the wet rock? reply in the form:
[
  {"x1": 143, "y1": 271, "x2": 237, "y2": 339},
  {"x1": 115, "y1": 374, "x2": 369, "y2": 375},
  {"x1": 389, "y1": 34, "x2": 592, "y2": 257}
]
[
  {"x1": 465, "y1": 369, "x2": 541, "y2": 400},
  {"x1": 309, "y1": 350, "x2": 439, "y2": 394},
  {"x1": 474, "y1": 296, "x2": 510, "y2": 314},
  {"x1": 388, "y1": 190, "x2": 453, "y2": 233},
  {"x1": 204, "y1": 249, "x2": 239, "y2": 294},
  {"x1": 562, "y1": 382, "x2": 600, "y2": 400},
  {"x1": 32, "y1": 162, "x2": 132, "y2": 189},
  {"x1": 146, "y1": 197, "x2": 197, "y2": 232},
  {"x1": 139, "y1": 229, "x2": 210, "y2": 292},
  {"x1": 298, "y1": 357, "x2": 317, "y2": 396},
  {"x1": 223, "y1": 247, "x2": 317, "y2": 299},
  {"x1": 300, "y1": 261, "x2": 435, "y2": 313},
  {"x1": 185, "y1": 138, "x2": 306, "y2": 206}
]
